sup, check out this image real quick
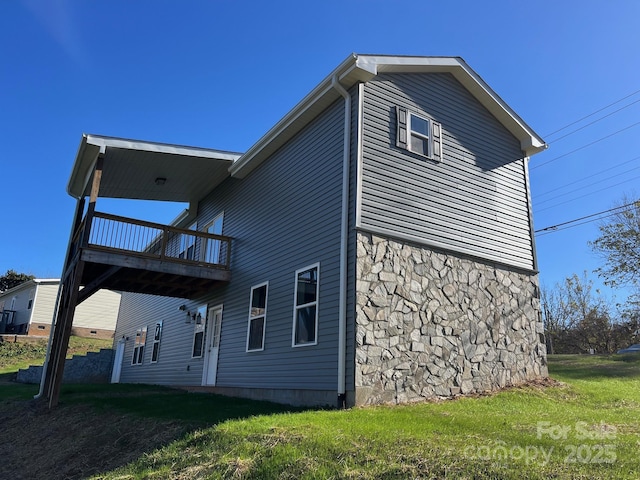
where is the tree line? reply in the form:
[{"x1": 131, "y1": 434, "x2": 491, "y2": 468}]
[{"x1": 541, "y1": 198, "x2": 640, "y2": 354}]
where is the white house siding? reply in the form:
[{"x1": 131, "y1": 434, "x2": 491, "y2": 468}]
[
  {"x1": 114, "y1": 98, "x2": 347, "y2": 402},
  {"x1": 29, "y1": 283, "x2": 59, "y2": 335},
  {"x1": 73, "y1": 289, "x2": 121, "y2": 337},
  {"x1": 359, "y1": 73, "x2": 535, "y2": 271}
]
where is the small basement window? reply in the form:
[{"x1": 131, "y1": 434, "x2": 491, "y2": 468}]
[{"x1": 396, "y1": 106, "x2": 443, "y2": 161}]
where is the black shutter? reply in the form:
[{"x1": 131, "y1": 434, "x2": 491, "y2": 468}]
[
  {"x1": 396, "y1": 106, "x2": 408, "y2": 149},
  {"x1": 431, "y1": 121, "x2": 442, "y2": 161}
]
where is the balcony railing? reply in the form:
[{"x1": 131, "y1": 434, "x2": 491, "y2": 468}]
[{"x1": 72, "y1": 211, "x2": 231, "y2": 269}]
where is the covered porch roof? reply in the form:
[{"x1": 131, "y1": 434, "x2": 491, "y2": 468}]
[{"x1": 67, "y1": 134, "x2": 242, "y2": 204}]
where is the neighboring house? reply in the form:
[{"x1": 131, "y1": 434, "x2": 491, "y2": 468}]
[
  {"x1": 45, "y1": 54, "x2": 548, "y2": 408},
  {"x1": 0, "y1": 279, "x2": 120, "y2": 339}
]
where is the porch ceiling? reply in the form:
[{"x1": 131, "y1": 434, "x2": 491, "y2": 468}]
[{"x1": 67, "y1": 134, "x2": 242, "y2": 203}]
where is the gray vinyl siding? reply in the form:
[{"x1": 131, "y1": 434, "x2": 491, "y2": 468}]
[
  {"x1": 115, "y1": 98, "x2": 346, "y2": 392},
  {"x1": 359, "y1": 73, "x2": 535, "y2": 271},
  {"x1": 114, "y1": 293, "x2": 206, "y2": 385}
]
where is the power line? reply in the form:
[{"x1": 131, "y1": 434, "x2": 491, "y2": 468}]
[
  {"x1": 535, "y1": 174, "x2": 640, "y2": 213},
  {"x1": 530, "y1": 120, "x2": 640, "y2": 171},
  {"x1": 547, "y1": 98, "x2": 640, "y2": 144},
  {"x1": 533, "y1": 154, "x2": 640, "y2": 199},
  {"x1": 533, "y1": 164, "x2": 640, "y2": 206},
  {"x1": 534, "y1": 201, "x2": 637, "y2": 236},
  {"x1": 544, "y1": 88, "x2": 640, "y2": 138}
]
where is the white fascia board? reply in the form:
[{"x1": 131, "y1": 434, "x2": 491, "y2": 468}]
[
  {"x1": 229, "y1": 55, "x2": 546, "y2": 179},
  {"x1": 83, "y1": 134, "x2": 242, "y2": 161},
  {"x1": 230, "y1": 54, "x2": 376, "y2": 178},
  {"x1": 356, "y1": 55, "x2": 546, "y2": 156},
  {"x1": 66, "y1": 134, "x2": 242, "y2": 198}
]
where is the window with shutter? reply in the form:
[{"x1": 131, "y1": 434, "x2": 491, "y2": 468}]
[{"x1": 396, "y1": 107, "x2": 443, "y2": 162}]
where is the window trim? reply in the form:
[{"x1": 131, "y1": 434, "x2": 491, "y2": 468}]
[
  {"x1": 408, "y1": 112, "x2": 431, "y2": 157},
  {"x1": 246, "y1": 281, "x2": 268, "y2": 352},
  {"x1": 150, "y1": 322, "x2": 162, "y2": 363},
  {"x1": 291, "y1": 263, "x2": 320, "y2": 348},
  {"x1": 191, "y1": 305, "x2": 207, "y2": 358},
  {"x1": 131, "y1": 326, "x2": 147, "y2": 365},
  {"x1": 201, "y1": 212, "x2": 224, "y2": 264},
  {"x1": 396, "y1": 106, "x2": 443, "y2": 162}
]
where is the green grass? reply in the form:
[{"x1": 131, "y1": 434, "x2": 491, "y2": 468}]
[
  {"x1": 1, "y1": 354, "x2": 639, "y2": 478},
  {"x1": 0, "y1": 335, "x2": 112, "y2": 374}
]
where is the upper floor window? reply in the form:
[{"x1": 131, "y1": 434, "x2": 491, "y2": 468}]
[
  {"x1": 246, "y1": 282, "x2": 268, "y2": 352},
  {"x1": 203, "y1": 213, "x2": 224, "y2": 264},
  {"x1": 396, "y1": 106, "x2": 443, "y2": 162},
  {"x1": 292, "y1": 264, "x2": 319, "y2": 347},
  {"x1": 179, "y1": 223, "x2": 197, "y2": 261}
]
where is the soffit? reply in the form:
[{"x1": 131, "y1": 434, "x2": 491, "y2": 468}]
[{"x1": 67, "y1": 135, "x2": 242, "y2": 202}]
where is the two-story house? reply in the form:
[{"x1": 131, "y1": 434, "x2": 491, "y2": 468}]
[{"x1": 42, "y1": 54, "x2": 548, "y2": 408}]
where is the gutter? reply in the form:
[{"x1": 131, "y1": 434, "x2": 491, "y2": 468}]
[{"x1": 331, "y1": 75, "x2": 351, "y2": 408}]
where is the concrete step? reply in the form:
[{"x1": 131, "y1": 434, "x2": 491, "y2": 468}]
[{"x1": 17, "y1": 348, "x2": 114, "y2": 385}]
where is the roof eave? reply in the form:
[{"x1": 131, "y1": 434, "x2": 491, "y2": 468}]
[{"x1": 229, "y1": 54, "x2": 546, "y2": 179}]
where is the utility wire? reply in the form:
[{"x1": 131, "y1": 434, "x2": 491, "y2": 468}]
[
  {"x1": 534, "y1": 201, "x2": 637, "y2": 235},
  {"x1": 533, "y1": 164, "x2": 640, "y2": 206},
  {"x1": 544, "y1": 88, "x2": 640, "y2": 138},
  {"x1": 533, "y1": 154, "x2": 640, "y2": 199},
  {"x1": 535, "y1": 174, "x2": 640, "y2": 213},
  {"x1": 547, "y1": 98, "x2": 640, "y2": 144},
  {"x1": 530, "y1": 120, "x2": 640, "y2": 171}
]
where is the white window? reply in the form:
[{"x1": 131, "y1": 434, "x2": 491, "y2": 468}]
[
  {"x1": 179, "y1": 223, "x2": 197, "y2": 260},
  {"x1": 203, "y1": 213, "x2": 224, "y2": 264},
  {"x1": 396, "y1": 106, "x2": 443, "y2": 161},
  {"x1": 191, "y1": 305, "x2": 207, "y2": 358},
  {"x1": 292, "y1": 263, "x2": 319, "y2": 347},
  {"x1": 131, "y1": 327, "x2": 147, "y2": 365},
  {"x1": 151, "y1": 322, "x2": 162, "y2": 363},
  {"x1": 246, "y1": 282, "x2": 268, "y2": 352},
  {"x1": 27, "y1": 289, "x2": 35, "y2": 310}
]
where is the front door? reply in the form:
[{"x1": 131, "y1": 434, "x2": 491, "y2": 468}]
[{"x1": 202, "y1": 305, "x2": 223, "y2": 386}]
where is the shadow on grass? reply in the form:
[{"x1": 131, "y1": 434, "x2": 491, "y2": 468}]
[
  {"x1": 0, "y1": 382, "x2": 312, "y2": 480},
  {"x1": 548, "y1": 354, "x2": 640, "y2": 380},
  {"x1": 59, "y1": 383, "x2": 308, "y2": 426}
]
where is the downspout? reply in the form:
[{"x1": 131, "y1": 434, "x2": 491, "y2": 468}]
[{"x1": 331, "y1": 75, "x2": 351, "y2": 408}]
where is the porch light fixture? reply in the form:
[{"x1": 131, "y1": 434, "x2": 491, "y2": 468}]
[{"x1": 154, "y1": 177, "x2": 167, "y2": 185}]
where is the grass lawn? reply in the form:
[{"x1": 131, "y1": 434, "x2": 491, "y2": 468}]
[{"x1": 1, "y1": 354, "x2": 639, "y2": 479}]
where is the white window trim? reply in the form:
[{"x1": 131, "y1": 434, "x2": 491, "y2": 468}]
[
  {"x1": 396, "y1": 106, "x2": 443, "y2": 162},
  {"x1": 292, "y1": 263, "x2": 320, "y2": 348},
  {"x1": 131, "y1": 326, "x2": 147, "y2": 365},
  {"x1": 201, "y1": 212, "x2": 224, "y2": 264},
  {"x1": 408, "y1": 112, "x2": 431, "y2": 157},
  {"x1": 191, "y1": 305, "x2": 207, "y2": 358},
  {"x1": 246, "y1": 281, "x2": 268, "y2": 352},
  {"x1": 150, "y1": 322, "x2": 162, "y2": 363}
]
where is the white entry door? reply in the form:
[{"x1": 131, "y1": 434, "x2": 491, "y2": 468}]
[
  {"x1": 111, "y1": 339, "x2": 125, "y2": 383},
  {"x1": 202, "y1": 305, "x2": 223, "y2": 386}
]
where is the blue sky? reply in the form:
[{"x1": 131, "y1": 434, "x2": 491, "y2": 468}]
[{"x1": 1, "y1": 0, "x2": 638, "y2": 307}]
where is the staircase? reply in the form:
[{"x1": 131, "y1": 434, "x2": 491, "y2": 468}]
[{"x1": 17, "y1": 348, "x2": 114, "y2": 384}]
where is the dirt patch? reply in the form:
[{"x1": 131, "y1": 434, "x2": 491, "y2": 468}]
[{"x1": 0, "y1": 398, "x2": 184, "y2": 479}]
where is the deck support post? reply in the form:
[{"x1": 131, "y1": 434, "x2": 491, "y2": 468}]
[{"x1": 43, "y1": 156, "x2": 104, "y2": 408}]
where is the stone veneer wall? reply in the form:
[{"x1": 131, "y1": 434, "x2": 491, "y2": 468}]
[{"x1": 355, "y1": 232, "x2": 548, "y2": 405}]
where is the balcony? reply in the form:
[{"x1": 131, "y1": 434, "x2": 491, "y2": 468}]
[{"x1": 71, "y1": 211, "x2": 232, "y2": 300}]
